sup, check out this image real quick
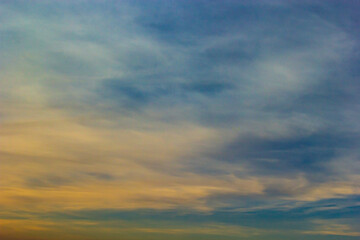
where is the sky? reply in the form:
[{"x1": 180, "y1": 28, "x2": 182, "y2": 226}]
[{"x1": 0, "y1": 0, "x2": 360, "y2": 239}]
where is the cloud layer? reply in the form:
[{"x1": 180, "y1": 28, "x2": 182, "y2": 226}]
[{"x1": 1, "y1": 0, "x2": 360, "y2": 239}]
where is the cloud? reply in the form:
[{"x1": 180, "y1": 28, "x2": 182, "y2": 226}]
[
  {"x1": 1, "y1": 0, "x2": 360, "y2": 239},
  {"x1": 303, "y1": 219, "x2": 360, "y2": 237}
]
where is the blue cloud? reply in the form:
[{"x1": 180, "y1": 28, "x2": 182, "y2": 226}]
[{"x1": 214, "y1": 131, "x2": 358, "y2": 176}]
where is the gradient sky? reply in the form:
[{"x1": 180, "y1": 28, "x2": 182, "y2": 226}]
[{"x1": 1, "y1": 0, "x2": 360, "y2": 239}]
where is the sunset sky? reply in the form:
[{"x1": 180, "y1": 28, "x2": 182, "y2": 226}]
[{"x1": 1, "y1": 1, "x2": 360, "y2": 239}]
